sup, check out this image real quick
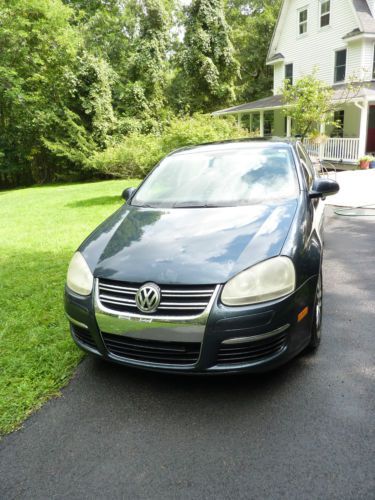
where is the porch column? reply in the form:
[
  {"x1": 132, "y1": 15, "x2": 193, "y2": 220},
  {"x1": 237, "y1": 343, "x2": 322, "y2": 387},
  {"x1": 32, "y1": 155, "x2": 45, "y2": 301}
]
[
  {"x1": 358, "y1": 100, "x2": 369, "y2": 158},
  {"x1": 260, "y1": 111, "x2": 264, "y2": 137},
  {"x1": 286, "y1": 116, "x2": 292, "y2": 138},
  {"x1": 249, "y1": 113, "x2": 253, "y2": 133},
  {"x1": 319, "y1": 122, "x2": 326, "y2": 160},
  {"x1": 237, "y1": 114, "x2": 241, "y2": 127}
]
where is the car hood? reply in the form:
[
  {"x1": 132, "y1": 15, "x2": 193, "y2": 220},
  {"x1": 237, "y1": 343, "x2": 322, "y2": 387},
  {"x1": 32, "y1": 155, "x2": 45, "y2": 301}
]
[{"x1": 81, "y1": 200, "x2": 298, "y2": 285}]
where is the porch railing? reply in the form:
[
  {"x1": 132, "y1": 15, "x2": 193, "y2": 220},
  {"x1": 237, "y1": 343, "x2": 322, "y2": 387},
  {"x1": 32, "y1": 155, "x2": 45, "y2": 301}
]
[{"x1": 304, "y1": 138, "x2": 360, "y2": 163}]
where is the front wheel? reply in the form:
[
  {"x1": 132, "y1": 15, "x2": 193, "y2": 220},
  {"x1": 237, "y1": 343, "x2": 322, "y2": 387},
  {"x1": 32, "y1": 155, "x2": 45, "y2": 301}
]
[{"x1": 307, "y1": 270, "x2": 323, "y2": 351}]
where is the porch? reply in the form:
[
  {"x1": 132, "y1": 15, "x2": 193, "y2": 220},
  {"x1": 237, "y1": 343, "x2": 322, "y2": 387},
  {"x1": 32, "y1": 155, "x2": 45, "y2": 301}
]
[
  {"x1": 303, "y1": 138, "x2": 360, "y2": 164},
  {"x1": 212, "y1": 84, "x2": 375, "y2": 164}
]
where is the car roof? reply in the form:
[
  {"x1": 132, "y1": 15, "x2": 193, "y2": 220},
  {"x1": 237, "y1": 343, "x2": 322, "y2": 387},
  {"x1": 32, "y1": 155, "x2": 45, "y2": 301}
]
[{"x1": 170, "y1": 138, "x2": 300, "y2": 157}]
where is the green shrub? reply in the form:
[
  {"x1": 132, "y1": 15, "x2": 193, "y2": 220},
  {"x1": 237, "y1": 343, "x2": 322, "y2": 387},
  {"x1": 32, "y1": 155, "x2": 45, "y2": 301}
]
[
  {"x1": 90, "y1": 134, "x2": 164, "y2": 178},
  {"x1": 90, "y1": 114, "x2": 248, "y2": 178},
  {"x1": 161, "y1": 115, "x2": 248, "y2": 151}
]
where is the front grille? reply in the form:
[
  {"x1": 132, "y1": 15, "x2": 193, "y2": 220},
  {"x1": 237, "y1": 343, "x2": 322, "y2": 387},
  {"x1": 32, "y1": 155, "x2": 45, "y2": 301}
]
[
  {"x1": 98, "y1": 279, "x2": 216, "y2": 317},
  {"x1": 102, "y1": 332, "x2": 201, "y2": 365},
  {"x1": 216, "y1": 332, "x2": 287, "y2": 365},
  {"x1": 71, "y1": 325, "x2": 97, "y2": 350}
]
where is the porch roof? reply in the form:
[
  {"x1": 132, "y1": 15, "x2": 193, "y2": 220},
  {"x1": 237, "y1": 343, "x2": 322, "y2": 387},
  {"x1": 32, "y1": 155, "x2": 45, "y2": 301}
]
[
  {"x1": 213, "y1": 82, "x2": 375, "y2": 116},
  {"x1": 212, "y1": 95, "x2": 283, "y2": 116}
]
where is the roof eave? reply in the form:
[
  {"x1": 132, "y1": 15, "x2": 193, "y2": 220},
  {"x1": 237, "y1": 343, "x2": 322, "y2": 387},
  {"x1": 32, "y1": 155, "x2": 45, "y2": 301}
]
[
  {"x1": 267, "y1": 0, "x2": 287, "y2": 61},
  {"x1": 266, "y1": 57, "x2": 285, "y2": 66},
  {"x1": 213, "y1": 104, "x2": 286, "y2": 116},
  {"x1": 343, "y1": 31, "x2": 375, "y2": 41}
]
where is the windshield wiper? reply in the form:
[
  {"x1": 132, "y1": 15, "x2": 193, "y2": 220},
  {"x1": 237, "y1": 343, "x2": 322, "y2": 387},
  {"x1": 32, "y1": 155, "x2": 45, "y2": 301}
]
[
  {"x1": 172, "y1": 202, "x2": 221, "y2": 208},
  {"x1": 131, "y1": 203, "x2": 160, "y2": 208}
]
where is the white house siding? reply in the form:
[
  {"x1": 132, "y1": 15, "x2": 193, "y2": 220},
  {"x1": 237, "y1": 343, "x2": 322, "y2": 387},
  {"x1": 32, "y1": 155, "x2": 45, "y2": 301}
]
[
  {"x1": 362, "y1": 39, "x2": 375, "y2": 79},
  {"x1": 343, "y1": 103, "x2": 361, "y2": 137},
  {"x1": 270, "y1": 0, "x2": 366, "y2": 93},
  {"x1": 347, "y1": 39, "x2": 365, "y2": 80},
  {"x1": 273, "y1": 62, "x2": 285, "y2": 94}
]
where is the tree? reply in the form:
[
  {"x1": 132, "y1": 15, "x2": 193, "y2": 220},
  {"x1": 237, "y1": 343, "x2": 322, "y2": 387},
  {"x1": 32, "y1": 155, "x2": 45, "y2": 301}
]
[
  {"x1": 0, "y1": 0, "x2": 117, "y2": 185},
  {"x1": 0, "y1": 0, "x2": 82, "y2": 183},
  {"x1": 179, "y1": 0, "x2": 240, "y2": 113},
  {"x1": 225, "y1": 0, "x2": 282, "y2": 103},
  {"x1": 121, "y1": 0, "x2": 174, "y2": 130},
  {"x1": 66, "y1": 0, "x2": 175, "y2": 132},
  {"x1": 281, "y1": 72, "x2": 361, "y2": 140}
]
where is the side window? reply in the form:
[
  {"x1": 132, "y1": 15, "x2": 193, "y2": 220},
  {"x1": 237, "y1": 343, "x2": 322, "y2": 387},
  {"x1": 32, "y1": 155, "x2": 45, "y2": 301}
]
[
  {"x1": 299, "y1": 8, "x2": 308, "y2": 35},
  {"x1": 285, "y1": 63, "x2": 294, "y2": 86},
  {"x1": 334, "y1": 49, "x2": 347, "y2": 83},
  {"x1": 297, "y1": 144, "x2": 314, "y2": 188},
  {"x1": 320, "y1": 0, "x2": 330, "y2": 28}
]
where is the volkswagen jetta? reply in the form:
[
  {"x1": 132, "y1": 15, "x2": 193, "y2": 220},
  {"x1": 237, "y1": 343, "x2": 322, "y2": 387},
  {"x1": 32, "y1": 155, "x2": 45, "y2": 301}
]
[{"x1": 65, "y1": 139, "x2": 339, "y2": 373}]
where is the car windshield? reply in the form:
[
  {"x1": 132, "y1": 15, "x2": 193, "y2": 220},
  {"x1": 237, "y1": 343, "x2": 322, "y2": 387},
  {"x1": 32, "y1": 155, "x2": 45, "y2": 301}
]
[{"x1": 131, "y1": 145, "x2": 299, "y2": 208}]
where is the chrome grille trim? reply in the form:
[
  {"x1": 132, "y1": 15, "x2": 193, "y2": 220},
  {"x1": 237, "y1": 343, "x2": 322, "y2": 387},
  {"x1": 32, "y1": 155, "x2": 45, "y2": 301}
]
[
  {"x1": 95, "y1": 279, "x2": 220, "y2": 322},
  {"x1": 222, "y1": 324, "x2": 290, "y2": 344},
  {"x1": 100, "y1": 284, "x2": 137, "y2": 293}
]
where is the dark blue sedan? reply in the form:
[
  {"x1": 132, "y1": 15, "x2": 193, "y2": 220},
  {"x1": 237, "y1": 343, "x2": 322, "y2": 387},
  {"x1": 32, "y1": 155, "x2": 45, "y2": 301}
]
[{"x1": 64, "y1": 139, "x2": 339, "y2": 373}]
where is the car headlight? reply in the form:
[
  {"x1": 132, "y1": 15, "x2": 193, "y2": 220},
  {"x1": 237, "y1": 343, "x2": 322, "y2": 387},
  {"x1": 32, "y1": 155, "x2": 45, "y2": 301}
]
[
  {"x1": 66, "y1": 252, "x2": 93, "y2": 296},
  {"x1": 221, "y1": 257, "x2": 296, "y2": 306}
]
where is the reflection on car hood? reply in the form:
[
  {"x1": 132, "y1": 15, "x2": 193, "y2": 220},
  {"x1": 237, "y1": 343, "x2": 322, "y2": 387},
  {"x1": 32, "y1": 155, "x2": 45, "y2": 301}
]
[{"x1": 81, "y1": 200, "x2": 298, "y2": 285}]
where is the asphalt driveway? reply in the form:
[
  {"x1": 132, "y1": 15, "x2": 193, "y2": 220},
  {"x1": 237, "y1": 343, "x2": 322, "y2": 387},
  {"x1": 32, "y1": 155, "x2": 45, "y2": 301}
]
[{"x1": 1, "y1": 209, "x2": 374, "y2": 500}]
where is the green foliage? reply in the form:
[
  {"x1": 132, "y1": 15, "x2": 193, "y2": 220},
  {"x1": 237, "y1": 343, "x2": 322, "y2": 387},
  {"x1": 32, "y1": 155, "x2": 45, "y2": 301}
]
[
  {"x1": 90, "y1": 114, "x2": 249, "y2": 178},
  {"x1": 0, "y1": 0, "x2": 282, "y2": 187},
  {"x1": 225, "y1": 0, "x2": 282, "y2": 102},
  {"x1": 281, "y1": 72, "x2": 336, "y2": 139},
  {"x1": 0, "y1": 0, "x2": 117, "y2": 185},
  {"x1": 179, "y1": 0, "x2": 240, "y2": 112},
  {"x1": 120, "y1": 0, "x2": 173, "y2": 124},
  {"x1": 90, "y1": 134, "x2": 164, "y2": 178},
  {"x1": 161, "y1": 114, "x2": 247, "y2": 151},
  {"x1": 0, "y1": 0, "x2": 81, "y2": 183}
]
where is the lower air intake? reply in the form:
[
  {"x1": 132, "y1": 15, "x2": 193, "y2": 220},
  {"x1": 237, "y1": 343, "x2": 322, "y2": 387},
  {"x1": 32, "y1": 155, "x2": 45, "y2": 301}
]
[{"x1": 102, "y1": 332, "x2": 201, "y2": 366}]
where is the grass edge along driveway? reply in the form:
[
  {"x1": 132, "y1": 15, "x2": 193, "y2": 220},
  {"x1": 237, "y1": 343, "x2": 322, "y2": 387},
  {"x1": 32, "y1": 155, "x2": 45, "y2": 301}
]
[{"x1": 0, "y1": 179, "x2": 139, "y2": 436}]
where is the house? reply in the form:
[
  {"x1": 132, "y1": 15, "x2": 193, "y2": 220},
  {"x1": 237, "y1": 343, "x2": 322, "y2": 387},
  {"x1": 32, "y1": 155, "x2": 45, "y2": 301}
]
[{"x1": 213, "y1": 0, "x2": 375, "y2": 163}]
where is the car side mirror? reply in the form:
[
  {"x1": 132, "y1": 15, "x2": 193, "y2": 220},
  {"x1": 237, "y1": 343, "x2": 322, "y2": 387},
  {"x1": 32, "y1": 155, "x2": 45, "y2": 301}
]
[
  {"x1": 122, "y1": 187, "x2": 137, "y2": 203},
  {"x1": 309, "y1": 178, "x2": 340, "y2": 199}
]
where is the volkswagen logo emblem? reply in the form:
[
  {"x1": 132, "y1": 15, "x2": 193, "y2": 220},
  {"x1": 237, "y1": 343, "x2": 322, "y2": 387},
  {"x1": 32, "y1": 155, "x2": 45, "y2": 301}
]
[{"x1": 135, "y1": 283, "x2": 161, "y2": 313}]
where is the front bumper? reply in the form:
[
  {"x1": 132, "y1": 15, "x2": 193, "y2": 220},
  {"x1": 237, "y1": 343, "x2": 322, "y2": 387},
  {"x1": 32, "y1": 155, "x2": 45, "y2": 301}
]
[{"x1": 64, "y1": 276, "x2": 318, "y2": 374}]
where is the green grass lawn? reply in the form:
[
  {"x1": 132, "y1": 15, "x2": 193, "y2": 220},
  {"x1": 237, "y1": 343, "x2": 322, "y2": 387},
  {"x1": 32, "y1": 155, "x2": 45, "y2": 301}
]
[{"x1": 0, "y1": 179, "x2": 139, "y2": 435}]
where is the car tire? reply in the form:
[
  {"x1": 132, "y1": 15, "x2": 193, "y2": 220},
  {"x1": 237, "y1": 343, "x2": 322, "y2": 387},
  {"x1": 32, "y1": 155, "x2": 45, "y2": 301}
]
[{"x1": 307, "y1": 270, "x2": 323, "y2": 351}]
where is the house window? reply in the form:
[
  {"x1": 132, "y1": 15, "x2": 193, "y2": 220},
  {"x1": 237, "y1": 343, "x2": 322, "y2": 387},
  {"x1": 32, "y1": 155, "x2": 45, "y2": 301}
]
[
  {"x1": 334, "y1": 49, "x2": 347, "y2": 83},
  {"x1": 285, "y1": 63, "x2": 293, "y2": 86},
  {"x1": 299, "y1": 9, "x2": 308, "y2": 35},
  {"x1": 320, "y1": 0, "x2": 330, "y2": 28},
  {"x1": 332, "y1": 110, "x2": 345, "y2": 138}
]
